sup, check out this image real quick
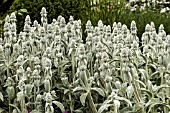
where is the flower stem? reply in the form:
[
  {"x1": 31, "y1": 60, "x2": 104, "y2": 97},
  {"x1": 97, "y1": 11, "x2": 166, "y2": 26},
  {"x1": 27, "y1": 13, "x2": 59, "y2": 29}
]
[
  {"x1": 71, "y1": 50, "x2": 75, "y2": 83},
  {"x1": 9, "y1": 99, "x2": 11, "y2": 113},
  {"x1": 87, "y1": 92, "x2": 98, "y2": 113},
  {"x1": 22, "y1": 98, "x2": 25, "y2": 113},
  {"x1": 69, "y1": 92, "x2": 73, "y2": 113}
]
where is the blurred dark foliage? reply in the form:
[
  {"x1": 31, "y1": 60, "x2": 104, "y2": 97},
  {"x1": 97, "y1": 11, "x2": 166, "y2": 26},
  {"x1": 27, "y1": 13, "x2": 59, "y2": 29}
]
[{"x1": 5, "y1": 0, "x2": 88, "y2": 33}]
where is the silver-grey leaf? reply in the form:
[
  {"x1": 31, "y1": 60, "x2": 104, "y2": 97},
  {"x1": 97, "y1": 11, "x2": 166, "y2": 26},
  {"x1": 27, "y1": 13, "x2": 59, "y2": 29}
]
[
  {"x1": 91, "y1": 87, "x2": 105, "y2": 97},
  {"x1": 53, "y1": 101, "x2": 65, "y2": 112},
  {"x1": 98, "y1": 104, "x2": 112, "y2": 113},
  {"x1": 80, "y1": 92, "x2": 88, "y2": 106}
]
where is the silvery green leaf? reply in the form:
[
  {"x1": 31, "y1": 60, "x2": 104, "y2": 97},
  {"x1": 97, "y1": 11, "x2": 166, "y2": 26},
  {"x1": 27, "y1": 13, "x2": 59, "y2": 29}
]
[
  {"x1": 164, "y1": 71, "x2": 170, "y2": 75},
  {"x1": 119, "y1": 107, "x2": 133, "y2": 113},
  {"x1": 64, "y1": 89, "x2": 69, "y2": 94},
  {"x1": 91, "y1": 87, "x2": 105, "y2": 97},
  {"x1": 156, "y1": 92, "x2": 164, "y2": 101},
  {"x1": 68, "y1": 48, "x2": 73, "y2": 56},
  {"x1": 73, "y1": 86, "x2": 85, "y2": 92},
  {"x1": 58, "y1": 59, "x2": 70, "y2": 68},
  {"x1": 53, "y1": 101, "x2": 65, "y2": 112},
  {"x1": 138, "y1": 69, "x2": 147, "y2": 80},
  {"x1": 154, "y1": 84, "x2": 170, "y2": 93},
  {"x1": 148, "y1": 63, "x2": 157, "y2": 70},
  {"x1": 148, "y1": 45, "x2": 156, "y2": 55},
  {"x1": 73, "y1": 109, "x2": 83, "y2": 113},
  {"x1": 126, "y1": 85, "x2": 134, "y2": 99},
  {"x1": 0, "y1": 92, "x2": 3, "y2": 101},
  {"x1": 98, "y1": 104, "x2": 112, "y2": 113},
  {"x1": 17, "y1": 91, "x2": 24, "y2": 101},
  {"x1": 61, "y1": 40, "x2": 68, "y2": 48},
  {"x1": 80, "y1": 92, "x2": 88, "y2": 106},
  {"x1": 140, "y1": 54, "x2": 147, "y2": 62},
  {"x1": 103, "y1": 99, "x2": 113, "y2": 104},
  {"x1": 9, "y1": 104, "x2": 21, "y2": 113},
  {"x1": 148, "y1": 102, "x2": 170, "y2": 113},
  {"x1": 150, "y1": 71, "x2": 159, "y2": 79},
  {"x1": 115, "y1": 96, "x2": 132, "y2": 107},
  {"x1": 139, "y1": 88, "x2": 152, "y2": 98},
  {"x1": 135, "y1": 79, "x2": 146, "y2": 88},
  {"x1": 131, "y1": 67, "x2": 138, "y2": 75},
  {"x1": 6, "y1": 86, "x2": 15, "y2": 99},
  {"x1": 108, "y1": 59, "x2": 120, "y2": 64},
  {"x1": 145, "y1": 98, "x2": 159, "y2": 108}
]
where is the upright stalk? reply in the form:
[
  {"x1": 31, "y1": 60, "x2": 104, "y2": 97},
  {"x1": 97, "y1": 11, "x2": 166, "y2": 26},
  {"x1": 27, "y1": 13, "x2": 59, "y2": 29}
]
[
  {"x1": 160, "y1": 72, "x2": 167, "y2": 113},
  {"x1": 129, "y1": 71, "x2": 146, "y2": 113},
  {"x1": 90, "y1": 53, "x2": 93, "y2": 76},
  {"x1": 21, "y1": 97, "x2": 25, "y2": 113},
  {"x1": 71, "y1": 50, "x2": 75, "y2": 83},
  {"x1": 114, "y1": 106, "x2": 118, "y2": 113},
  {"x1": 34, "y1": 86, "x2": 36, "y2": 109},
  {"x1": 9, "y1": 99, "x2": 11, "y2": 113},
  {"x1": 87, "y1": 92, "x2": 98, "y2": 113},
  {"x1": 69, "y1": 92, "x2": 73, "y2": 113}
]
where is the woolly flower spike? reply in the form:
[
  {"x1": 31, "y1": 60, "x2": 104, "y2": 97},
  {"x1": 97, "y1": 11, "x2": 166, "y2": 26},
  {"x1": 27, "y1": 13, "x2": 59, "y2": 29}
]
[
  {"x1": 122, "y1": 24, "x2": 127, "y2": 31},
  {"x1": 60, "y1": 17, "x2": 66, "y2": 25},
  {"x1": 25, "y1": 15, "x2": 31, "y2": 25},
  {"x1": 86, "y1": 20, "x2": 92, "y2": 27},
  {"x1": 86, "y1": 20, "x2": 93, "y2": 34},
  {"x1": 11, "y1": 23, "x2": 16, "y2": 32},
  {"x1": 5, "y1": 15, "x2": 10, "y2": 23},
  {"x1": 47, "y1": 24, "x2": 53, "y2": 33},
  {"x1": 10, "y1": 12, "x2": 17, "y2": 23},
  {"x1": 150, "y1": 21, "x2": 155, "y2": 28},
  {"x1": 145, "y1": 24, "x2": 151, "y2": 32},
  {"x1": 117, "y1": 22, "x2": 122, "y2": 29},
  {"x1": 40, "y1": 27, "x2": 45, "y2": 34},
  {"x1": 106, "y1": 25, "x2": 111, "y2": 33},
  {"x1": 4, "y1": 22, "x2": 10, "y2": 31},
  {"x1": 112, "y1": 22, "x2": 117, "y2": 29},
  {"x1": 98, "y1": 20, "x2": 103, "y2": 27},
  {"x1": 40, "y1": 7, "x2": 47, "y2": 15},
  {"x1": 130, "y1": 20, "x2": 137, "y2": 29},
  {"x1": 159, "y1": 24, "x2": 164, "y2": 31},
  {"x1": 69, "y1": 16, "x2": 74, "y2": 24},
  {"x1": 57, "y1": 15, "x2": 62, "y2": 22},
  {"x1": 24, "y1": 24, "x2": 31, "y2": 32},
  {"x1": 66, "y1": 23, "x2": 72, "y2": 31}
]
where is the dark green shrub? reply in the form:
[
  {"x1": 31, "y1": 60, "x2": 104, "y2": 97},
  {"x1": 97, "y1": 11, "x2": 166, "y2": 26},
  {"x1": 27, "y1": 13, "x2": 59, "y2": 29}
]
[{"x1": 119, "y1": 8, "x2": 170, "y2": 38}]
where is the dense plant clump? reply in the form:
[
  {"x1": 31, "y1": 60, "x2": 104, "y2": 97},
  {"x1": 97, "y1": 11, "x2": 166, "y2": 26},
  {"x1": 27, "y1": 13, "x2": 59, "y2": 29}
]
[
  {"x1": 126, "y1": 0, "x2": 170, "y2": 12},
  {"x1": 1, "y1": 7, "x2": 170, "y2": 113}
]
